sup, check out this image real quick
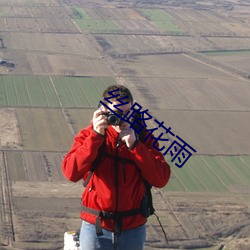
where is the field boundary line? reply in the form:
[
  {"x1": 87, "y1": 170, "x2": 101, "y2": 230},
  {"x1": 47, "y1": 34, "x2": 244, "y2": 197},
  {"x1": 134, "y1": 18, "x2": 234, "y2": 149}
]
[
  {"x1": 20, "y1": 152, "x2": 28, "y2": 181},
  {"x1": 63, "y1": 77, "x2": 78, "y2": 107},
  {"x1": 0, "y1": 76, "x2": 8, "y2": 106},
  {"x1": 159, "y1": 190, "x2": 190, "y2": 239},
  {"x1": 153, "y1": 109, "x2": 250, "y2": 112},
  {"x1": 57, "y1": 1, "x2": 83, "y2": 33},
  {"x1": 184, "y1": 53, "x2": 250, "y2": 82},
  {"x1": 3, "y1": 76, "x2": 16, "y2": 106},
  {"x1": 37, "y1": 76, "x2": 49, "y2": 107},
  {"x1": 4, "y1": 47, "x2": 103, "y2": 59},
  {"x1": 11, "y1": 76, "x2": 18, "y2": 106},
  {"x1": 50, "y1": 76, "x2": 76, "y2": 136},
  {"x1": 23, "y1": 75, "x2": 33, "y2": 107},
  {"x1": 185, "y1": 160, "x2": 208, "y2": 192},
  {"x1": 0, "y1": 151, "x2": 15, "y2": 245},
  {"x1": 71, "y1": 19, "x2": 83, "y2": 33},
  {"x1": 200, "y1": 156, "x2": 228, "y2": 191},
  {"x1": 91, "y1": 77, "x2": 104, "y2": 97},
  {"x1": 169, "y1": 169, "x2": 187, "y2": 192},
  {"x1": 75, "y1": 77, "x2": 91, "y2": 107},
  {"x1": 220, "y1": 157, "x2": 245, "y2": 186},
  {"x1": 239, "y1": 156, "x2": 250, "y2": 171},
  {"x1": 49, "y1": 76, "x2": 62, "y2": 107}
]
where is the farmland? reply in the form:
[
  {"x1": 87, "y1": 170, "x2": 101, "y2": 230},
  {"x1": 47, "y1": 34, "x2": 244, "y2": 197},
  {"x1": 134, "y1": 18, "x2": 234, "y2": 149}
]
[
  {"x1": 0, "y1": 75, "x2": 114, "y2": 107},
  {"x1": 1, "y1": 0, "x2": 250, "y2": 249},
  {"x1": 166, "y1": 155, "x2": 250, "y2": 192}
]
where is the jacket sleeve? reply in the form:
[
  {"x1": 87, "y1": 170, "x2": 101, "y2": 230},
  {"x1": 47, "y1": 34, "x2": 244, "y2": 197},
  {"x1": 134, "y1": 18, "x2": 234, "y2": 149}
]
[
  {"x1": 130, "y1": 134, "x2": 171, "y2": 188},
  {"x1": 62, "y1": 127, "x2": 105, "y2": 182}
]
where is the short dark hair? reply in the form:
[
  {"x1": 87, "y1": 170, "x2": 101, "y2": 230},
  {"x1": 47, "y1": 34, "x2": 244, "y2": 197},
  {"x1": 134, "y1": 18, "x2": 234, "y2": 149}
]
[{"x1": 102, "y1": 84, "x2": 133, "y2": 104}]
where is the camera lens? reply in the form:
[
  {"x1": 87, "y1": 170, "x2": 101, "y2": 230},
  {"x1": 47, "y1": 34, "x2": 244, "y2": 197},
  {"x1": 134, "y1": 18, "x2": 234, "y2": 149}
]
[{"x1": 108, "y1": 114, "x2": 121, "y2": 125}]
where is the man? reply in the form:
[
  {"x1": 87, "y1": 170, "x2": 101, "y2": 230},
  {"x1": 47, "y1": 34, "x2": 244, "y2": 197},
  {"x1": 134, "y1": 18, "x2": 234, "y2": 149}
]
[{"x1": 62, "y1": 85, "x2": 171, "y2": 250}]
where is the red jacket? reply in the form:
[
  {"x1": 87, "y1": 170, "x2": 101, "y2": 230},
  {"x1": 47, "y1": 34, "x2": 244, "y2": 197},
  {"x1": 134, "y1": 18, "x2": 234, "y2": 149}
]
[{"x1": 62, "y1": 125, "x2": 171, "y2": 231}]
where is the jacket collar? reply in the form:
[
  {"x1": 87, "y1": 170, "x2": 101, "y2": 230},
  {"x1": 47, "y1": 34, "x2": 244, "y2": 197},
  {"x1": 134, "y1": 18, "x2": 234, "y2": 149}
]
[{"x1": 107, "y1": 125, "x2": 119, "y2": 139}]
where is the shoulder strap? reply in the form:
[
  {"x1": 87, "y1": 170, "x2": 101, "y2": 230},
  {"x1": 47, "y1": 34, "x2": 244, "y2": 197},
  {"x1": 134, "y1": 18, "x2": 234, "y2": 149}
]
[
  {"x1": 143, "y1": 179, "x2": 155, "y2": 215},
  {"x1": 83, "y1": 138, "x2": 105, "y2": 187},
  {"x1": 132, "y1": 110, "x2": 154, "y2": 214},
  {"x1": 132, "y1": 109, "x2": 146, "y2": 142}
]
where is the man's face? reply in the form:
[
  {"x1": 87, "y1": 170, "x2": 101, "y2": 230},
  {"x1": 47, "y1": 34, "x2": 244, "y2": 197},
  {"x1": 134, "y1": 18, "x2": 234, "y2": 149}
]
[{"x1": 107, "y1": 101, "x2": 132, "y2": 133}]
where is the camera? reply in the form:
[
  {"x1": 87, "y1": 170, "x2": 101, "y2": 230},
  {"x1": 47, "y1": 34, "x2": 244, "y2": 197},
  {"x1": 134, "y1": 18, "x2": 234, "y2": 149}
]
[{"x1": 102, "y1": 112, "x2": 122, "y2": 125}]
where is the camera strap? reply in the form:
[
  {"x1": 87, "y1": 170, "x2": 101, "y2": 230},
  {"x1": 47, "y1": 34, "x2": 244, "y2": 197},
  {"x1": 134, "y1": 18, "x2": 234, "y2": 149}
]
[{"x1": 83, "y1": 137, "x2": 106, "y2": 187}]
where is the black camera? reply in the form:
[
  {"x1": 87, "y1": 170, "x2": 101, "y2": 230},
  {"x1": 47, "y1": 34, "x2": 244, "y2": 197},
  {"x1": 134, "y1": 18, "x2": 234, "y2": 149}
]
[{"x1": 102, "y1": 112, "x2": 122, "y2": 125}]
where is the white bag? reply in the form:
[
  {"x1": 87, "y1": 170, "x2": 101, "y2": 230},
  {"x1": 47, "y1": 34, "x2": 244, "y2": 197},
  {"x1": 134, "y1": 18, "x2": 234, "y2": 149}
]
[{"x1": 64, "y1": 231, "x2": 80, "y2": 250}]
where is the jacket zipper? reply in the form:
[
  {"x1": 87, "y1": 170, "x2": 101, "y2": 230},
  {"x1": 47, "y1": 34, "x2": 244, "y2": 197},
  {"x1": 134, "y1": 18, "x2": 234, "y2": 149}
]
[
  {"x1": 114, "y1": 146, "x2": 119, "y2": 212},
  {"x1": 122, "y1": 159, "x2": 127, "y2": 183},
  {"x1": 114, "y1": 139, "x2": 121, "y2": 235}
]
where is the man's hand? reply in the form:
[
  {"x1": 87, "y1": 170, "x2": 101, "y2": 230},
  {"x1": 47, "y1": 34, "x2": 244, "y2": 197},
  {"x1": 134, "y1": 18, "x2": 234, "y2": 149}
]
[
  {"x1": 119, "y1": 128, "x2": 137, "y2": 149},
  {"x1": 92, "y1": 106, "x2": 108, "y2": 136}
]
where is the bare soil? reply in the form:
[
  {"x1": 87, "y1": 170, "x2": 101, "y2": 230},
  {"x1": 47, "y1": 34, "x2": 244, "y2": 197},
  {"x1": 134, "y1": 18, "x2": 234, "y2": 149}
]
[{"x1": 0, "y1": 108, "x2": 21, "y2": 150}]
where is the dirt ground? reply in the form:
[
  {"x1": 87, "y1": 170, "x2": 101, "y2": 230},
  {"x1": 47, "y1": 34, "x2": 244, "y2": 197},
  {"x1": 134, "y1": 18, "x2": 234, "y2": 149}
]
[{"x1": 0, "y1": 108, "x2": 21, "y2": 150}]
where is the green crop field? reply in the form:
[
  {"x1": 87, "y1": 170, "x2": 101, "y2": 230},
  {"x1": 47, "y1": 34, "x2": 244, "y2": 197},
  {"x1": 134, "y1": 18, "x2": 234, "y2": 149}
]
[
  {"x1": 221, "y1": 156, "x2": 250, "y2": 185},
  {"x1": 75, "y1": 19, "x2": 119, "y2": 32},
  {"x1": 1, "y1": 74, "x2": 249, "y2": 195},
  {"x1": 138, "y1": 9, "x2": 173, "y2": 21},
  {"x1": 0, "y1": 75, "x2": 115, "y2": 108},
  {"x1": 153, "y1": 20, "x2": 183, "y2": 33},
  {"x1": 138, "y1": 9, "x2": 183, "y2": 33},
  {"x1": 70, "y1": 7, "x2": 119, "y2": 32},
  {"x1": 71, "y1": 7, "x2": 90, "y2": 19},
  {"x1": 166, "y1": 155, "x2": 250, "y2": 193}
]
